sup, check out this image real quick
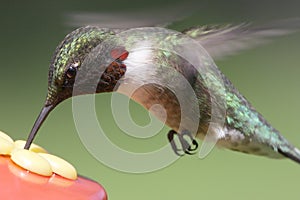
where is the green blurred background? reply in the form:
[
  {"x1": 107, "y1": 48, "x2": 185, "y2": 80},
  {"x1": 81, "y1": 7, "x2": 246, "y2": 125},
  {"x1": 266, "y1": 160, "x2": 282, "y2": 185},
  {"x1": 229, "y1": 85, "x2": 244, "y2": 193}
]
[{"x1": 1, "y1": 0, "x2": 300, "y2": 199}]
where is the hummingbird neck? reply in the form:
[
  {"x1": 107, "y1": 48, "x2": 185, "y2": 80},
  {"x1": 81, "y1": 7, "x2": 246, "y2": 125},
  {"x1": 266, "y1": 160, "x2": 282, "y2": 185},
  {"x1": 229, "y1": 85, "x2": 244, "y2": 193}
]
[{"x1": 119, "y1": 48, "x2": 155, "y2": 88}]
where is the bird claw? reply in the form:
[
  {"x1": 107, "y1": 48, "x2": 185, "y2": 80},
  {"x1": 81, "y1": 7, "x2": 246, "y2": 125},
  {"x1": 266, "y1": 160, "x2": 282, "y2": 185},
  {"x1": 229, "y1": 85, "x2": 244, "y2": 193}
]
[
  {"x1": 167, "y1": 130, "x2": 185, "y2": 156},
  {"x1": 167, "y1": 130, "x2": 198, "y2": 156}
]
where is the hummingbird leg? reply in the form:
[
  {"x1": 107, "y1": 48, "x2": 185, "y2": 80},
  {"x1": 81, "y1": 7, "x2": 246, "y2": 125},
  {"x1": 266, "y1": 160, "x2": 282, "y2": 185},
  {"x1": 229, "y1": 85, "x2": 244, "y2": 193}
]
[
  {"x1": 167, "y1": 130, "x2": 199, "y2": 156},
  {"x1": 180, "y1": 130, "x2": 198, "y2": 155},
  {"x1": 168, "y1": 130, "x2": 185, "y2": 156}
]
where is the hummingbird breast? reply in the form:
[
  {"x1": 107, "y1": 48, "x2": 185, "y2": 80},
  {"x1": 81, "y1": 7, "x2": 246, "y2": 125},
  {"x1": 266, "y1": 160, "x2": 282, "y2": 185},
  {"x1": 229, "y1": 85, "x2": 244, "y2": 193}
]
[
  {"x1": 129, "y1": 83, "x2": 182, "y2": 131},
  {"x1": 117, "y1": 47, "x2": 212, "y2": 138}
]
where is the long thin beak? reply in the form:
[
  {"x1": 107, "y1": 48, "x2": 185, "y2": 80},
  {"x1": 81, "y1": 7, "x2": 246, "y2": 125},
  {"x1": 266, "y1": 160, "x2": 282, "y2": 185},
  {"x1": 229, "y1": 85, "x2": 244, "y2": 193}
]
[{"x1": 24, "y1": 104, "x2": 54, "y2": 149}]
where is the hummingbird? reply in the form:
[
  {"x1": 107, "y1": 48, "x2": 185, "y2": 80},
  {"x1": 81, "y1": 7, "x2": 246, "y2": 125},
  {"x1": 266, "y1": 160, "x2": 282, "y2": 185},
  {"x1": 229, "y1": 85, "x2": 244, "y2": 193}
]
[{"x1": 23, "y1": 21, "x2": 300, "y2": 164}]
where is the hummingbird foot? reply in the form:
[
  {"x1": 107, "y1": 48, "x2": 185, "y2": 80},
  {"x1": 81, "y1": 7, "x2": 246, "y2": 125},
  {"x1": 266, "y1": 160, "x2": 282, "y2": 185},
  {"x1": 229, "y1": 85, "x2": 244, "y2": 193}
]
[
  {"x1": 168, "y1": 130, "x2": 184, "y2": 156},
  {"x1": 167, "y1": 130, "x2": 198, "y2": 156}
]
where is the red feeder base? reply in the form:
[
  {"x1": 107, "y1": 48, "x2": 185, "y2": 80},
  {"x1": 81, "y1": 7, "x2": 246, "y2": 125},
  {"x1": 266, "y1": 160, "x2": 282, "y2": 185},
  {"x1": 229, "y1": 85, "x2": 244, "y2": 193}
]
[{"x1": 0, "y1": 156, "x2": 107, "y2": 200}]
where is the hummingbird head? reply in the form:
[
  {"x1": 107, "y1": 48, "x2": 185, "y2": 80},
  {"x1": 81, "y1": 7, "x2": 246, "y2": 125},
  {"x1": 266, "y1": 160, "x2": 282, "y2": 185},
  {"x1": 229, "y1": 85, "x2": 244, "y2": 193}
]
[
  {"x1": 24, "y1": 26, "x2": 129, "y2": 149},
  {"x1": 46, "y1": 26, "x2": 116, "y2": 106}
]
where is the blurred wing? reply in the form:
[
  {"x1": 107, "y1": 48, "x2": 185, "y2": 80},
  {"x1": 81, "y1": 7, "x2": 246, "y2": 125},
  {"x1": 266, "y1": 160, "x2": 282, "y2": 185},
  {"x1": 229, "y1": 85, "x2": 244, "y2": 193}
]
[
  {"x1": 183, "y1": 19, "x2": 300, "y2": 60},
  {"x1": 65, "y1": 4, "x2": 197, "y2": 29},
  {"x1": 66, "y1": 8, "x2": 300, "y2": 60}
]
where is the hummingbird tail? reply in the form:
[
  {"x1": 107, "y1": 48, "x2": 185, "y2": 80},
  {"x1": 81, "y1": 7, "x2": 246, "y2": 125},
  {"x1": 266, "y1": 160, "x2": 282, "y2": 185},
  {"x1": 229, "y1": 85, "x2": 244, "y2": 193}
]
[{"x1": 278, "y1": 146, "x2": 300, "y2": 165}]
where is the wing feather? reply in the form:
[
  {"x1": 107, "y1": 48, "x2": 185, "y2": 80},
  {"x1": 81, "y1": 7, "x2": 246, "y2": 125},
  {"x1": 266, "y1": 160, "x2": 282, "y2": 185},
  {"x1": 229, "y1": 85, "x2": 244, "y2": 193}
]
[{"x1": 183, "y1": 19, "x2": 300, "y2": 60}]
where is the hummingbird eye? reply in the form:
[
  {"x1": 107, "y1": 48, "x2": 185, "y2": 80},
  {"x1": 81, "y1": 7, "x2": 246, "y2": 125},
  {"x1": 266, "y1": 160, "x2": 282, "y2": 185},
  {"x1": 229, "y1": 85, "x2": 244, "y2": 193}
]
[{"x1": 66, "y1": 66, "x2": 77, "y2": 79}]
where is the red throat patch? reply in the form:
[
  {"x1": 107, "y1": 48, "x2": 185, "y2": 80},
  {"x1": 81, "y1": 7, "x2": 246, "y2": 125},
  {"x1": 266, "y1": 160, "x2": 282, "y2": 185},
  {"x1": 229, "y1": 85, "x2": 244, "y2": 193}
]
[{"x1": 110, "y1": 47, "x2": 129, "y2": 61}]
